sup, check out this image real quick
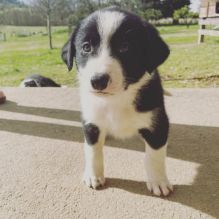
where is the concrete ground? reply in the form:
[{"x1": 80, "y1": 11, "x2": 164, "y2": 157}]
[{"x1": 0, "y1": 88, "x2": 218, "y2": 219}]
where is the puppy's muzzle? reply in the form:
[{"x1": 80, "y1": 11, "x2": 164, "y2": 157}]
[{"x1": 91, "y1": 73, "x2": 110, "y2": 91}]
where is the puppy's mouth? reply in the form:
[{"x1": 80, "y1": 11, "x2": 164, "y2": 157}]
[{"x1": 91, "y1": 91, "x2": 114, "y2": 96}]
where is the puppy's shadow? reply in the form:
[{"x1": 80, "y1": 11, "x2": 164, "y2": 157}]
[
  {"x1": 0, "y1": 101, "x2": 81, "y2": 122},
  {"x1": 0, "y1": 101, "x2": 218, "y2": 218},
  {"x1": 106, "y1": 178, "x2": 148, "y2": 195},
  {"x1": 106, "y1": 124, "x2": 219, "y2": 218},
  {"x1": 106, "y1": 178, "x2": 211, "y2": 212}
]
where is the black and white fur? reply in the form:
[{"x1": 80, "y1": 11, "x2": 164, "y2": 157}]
[
  {"x1": 20, "y1": 74, "x2": 61, "y2": 87},
  {"x1": 62, "y1": 7, "x2": 173, "y2": 196}
]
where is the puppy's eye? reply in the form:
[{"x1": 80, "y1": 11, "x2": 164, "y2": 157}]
[
  {"x1": 82, "y1": 42, "x2": 92, "y2": 53},
  {"x1": 118, "y1": 42, "x2": 129, "y2": 53}
]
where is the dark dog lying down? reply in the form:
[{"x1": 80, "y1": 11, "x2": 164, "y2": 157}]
[{"x1": 20, "y1": 74, "x2": 61, "y2": 87}]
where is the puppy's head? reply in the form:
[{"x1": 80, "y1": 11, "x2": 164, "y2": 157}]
[{"x1": 61, "y1": 7, "x2": 169, "y2": 96}]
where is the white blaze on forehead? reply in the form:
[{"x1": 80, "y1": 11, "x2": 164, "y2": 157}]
[
  {"x1": 97, "y1": 11, "x2": 125, "y2": 45},
  {"x1": 78, "y1": 10, "x2": 126, "y2": 95}
]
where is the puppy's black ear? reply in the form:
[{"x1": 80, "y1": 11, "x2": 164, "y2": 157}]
[
  {"x1": 143, "y1": 22, "x2": 170, "y2": 73},
  {"x1": 61, "y1": 27, "x2": 78, "y2": 71}
]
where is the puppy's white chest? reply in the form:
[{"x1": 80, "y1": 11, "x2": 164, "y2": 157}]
[
  {"x1": 81, "y1": 93, "x2": 153, "y2": 140},
  {"x1": 105, "y1": 103, "x2": 152, "y2": 139},
  {"x1": 106, "y1": 106, "x2": 138, "y2": 138}
]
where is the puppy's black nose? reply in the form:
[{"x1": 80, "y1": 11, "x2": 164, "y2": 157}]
[{"x1": 91, "y1": 74, "x2": 110, "y2": 91}]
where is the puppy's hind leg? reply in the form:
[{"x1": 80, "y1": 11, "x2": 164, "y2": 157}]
[{"x1": 82, "y1": 123, "x2": 106, "y2": 189}]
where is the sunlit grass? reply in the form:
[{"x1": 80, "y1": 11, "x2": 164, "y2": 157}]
[{"x1": 0, "y1": 25, "x2": 219, "y2": 87}]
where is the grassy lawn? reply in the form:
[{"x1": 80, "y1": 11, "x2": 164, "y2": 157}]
[
  {"x1": 158, "y1": 25, "x2": 219, "y2": 87},
  {"x1": 0, "y1": 26, "x2": 76, "y2": 87},
  {"x1": 0, "y1": 24, "x2": 219, "y2": 87}
]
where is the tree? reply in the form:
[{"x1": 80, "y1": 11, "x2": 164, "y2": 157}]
[
  {"x1": 173, "y1": 5, "x2": 199, "y2": 26},
  {"x1": 52, "y1": 0, "x2": 75, "y2": 25},
  {"x1": 0, "y1": 0, "x2": 194, "y2": 27},
  {"x1": 141, "y1": 0, "x2": 161, "y2": 10},
  {"x1": 173, "y1": 5, "x2": 190, "y2": 20},
  {"x1": 140, "y1": 8, "x2": 162, "y2": 20},
  {"x1": 0, "y1": 0, "x2": 21, "y2": 5},
  {"x1": 161, "y1": 0, "x2": 190, "y2": 18},
  {"x1": 31, "y1": 0, "x2": 57, "y2": 49},
  {"x1": 67, "y1": 0, "x2": 99, "y2": 28}
]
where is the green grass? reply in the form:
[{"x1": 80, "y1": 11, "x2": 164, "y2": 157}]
[
  {"x1": 158, "y1": 25, "x2": 219, "y2": 87},
  {"x1": 0, "y1": 24, "x2": 219, "y2": 87},
  {"x1": 158, "y1": 24, "x2": 198, "y2": 35},
  {"x1": 0, "y1": 26, "x2": 76, "y2": 86}
]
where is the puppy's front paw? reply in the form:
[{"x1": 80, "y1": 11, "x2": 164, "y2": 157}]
[
  {"x1": 83, "y1": 173, "x2": 105, "y2": 189},
  {"x1": 146, "y1": 180, "x2": 173, "y2": 196}
]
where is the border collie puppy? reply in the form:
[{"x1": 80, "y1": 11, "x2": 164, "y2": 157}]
[
  {"x1": 20, "y1": 74, "x2": 61, "y2": 87},
  {"x1": 61, "y1": 7, "x2": 173, "y2": 196}
]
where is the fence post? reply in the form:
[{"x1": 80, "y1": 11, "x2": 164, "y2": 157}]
[{"x1": 198, "y1": 23, "x2": 205, "y2": 44}]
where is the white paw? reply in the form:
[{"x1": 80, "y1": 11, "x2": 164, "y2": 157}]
[
  {"x1": 146, "y1": 180, "x2": 173, "y2": 196},
  {"x1": 83, "y1": 174, "x2": 105, "y2": 189}
]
